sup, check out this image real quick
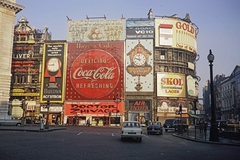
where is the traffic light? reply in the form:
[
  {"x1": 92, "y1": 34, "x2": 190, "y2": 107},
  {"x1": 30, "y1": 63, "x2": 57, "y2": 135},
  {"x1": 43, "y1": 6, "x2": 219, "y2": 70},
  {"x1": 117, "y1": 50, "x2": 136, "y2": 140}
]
[{"x1": 179, "y1": 105, "x2": 182, "y2": 115}]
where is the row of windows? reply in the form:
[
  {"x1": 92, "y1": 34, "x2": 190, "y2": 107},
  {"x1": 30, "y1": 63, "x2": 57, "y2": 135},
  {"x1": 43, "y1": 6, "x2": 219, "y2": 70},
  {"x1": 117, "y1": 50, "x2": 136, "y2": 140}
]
[{"x1": 12, "y1": 75, "x2": 39, "y2": 84}]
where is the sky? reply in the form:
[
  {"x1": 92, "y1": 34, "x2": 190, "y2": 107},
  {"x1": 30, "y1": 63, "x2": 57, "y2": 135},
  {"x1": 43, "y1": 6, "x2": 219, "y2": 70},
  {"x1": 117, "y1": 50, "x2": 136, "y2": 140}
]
[{"x1": 16, "y1": 0, "x2": 240, "y2": 98}]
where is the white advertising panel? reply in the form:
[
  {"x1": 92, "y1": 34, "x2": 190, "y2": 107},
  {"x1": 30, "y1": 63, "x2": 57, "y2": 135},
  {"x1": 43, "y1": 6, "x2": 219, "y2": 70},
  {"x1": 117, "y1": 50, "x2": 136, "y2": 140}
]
[
  {"x1": 67, "y1": 19, "x2": 126, "y2": 42},
  {"x1": 155, "y1": 18, "x2": 197, "y2": 53},
  {"x1": 125, "y1": 39, "x2": 153, "y2": 92},
  {"x1": 187, "y1": 75, "x2": 198, "y2": 97},
  {"x1": 157, "y1": 73, "x2": 186, "y2": 97}
]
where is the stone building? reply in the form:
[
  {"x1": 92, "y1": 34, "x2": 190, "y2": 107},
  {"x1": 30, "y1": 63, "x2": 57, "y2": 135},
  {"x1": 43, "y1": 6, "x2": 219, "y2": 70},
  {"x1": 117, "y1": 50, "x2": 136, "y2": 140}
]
[{"x1": 0, "y1": 0, "x2": 23, "y2": 118}]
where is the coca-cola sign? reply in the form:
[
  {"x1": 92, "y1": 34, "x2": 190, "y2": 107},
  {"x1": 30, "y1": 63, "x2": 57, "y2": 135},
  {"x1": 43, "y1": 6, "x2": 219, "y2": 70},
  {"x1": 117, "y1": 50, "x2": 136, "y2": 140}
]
[{"x1": 70, "y1": 49, "x2": 119, "y2": 98}]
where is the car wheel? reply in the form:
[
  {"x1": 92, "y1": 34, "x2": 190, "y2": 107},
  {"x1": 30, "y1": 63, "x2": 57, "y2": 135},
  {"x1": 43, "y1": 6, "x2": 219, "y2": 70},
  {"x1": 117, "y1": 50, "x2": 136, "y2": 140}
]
[{"x1": 165, "y1": 129, "x2": 168, "y2": 132}]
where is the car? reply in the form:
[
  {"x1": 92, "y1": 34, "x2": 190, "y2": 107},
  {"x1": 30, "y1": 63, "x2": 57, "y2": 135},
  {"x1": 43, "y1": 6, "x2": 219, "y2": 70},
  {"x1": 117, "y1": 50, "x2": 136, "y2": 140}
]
[
  {"x1": 147, "y1": 122, "x2": 163, "y2": 135},
  {"x1": 121, "y1": 121, "x2": 143, "y2": 142},
  {"x1": 163, "y1": 119, "x2": 188, "y2": 132},
  {"x1": 216, "y1": 120, "x2": 227, "y2": 132},
  {"x1": 0, "y1": 118, "x2": 21, "y2": 126}
]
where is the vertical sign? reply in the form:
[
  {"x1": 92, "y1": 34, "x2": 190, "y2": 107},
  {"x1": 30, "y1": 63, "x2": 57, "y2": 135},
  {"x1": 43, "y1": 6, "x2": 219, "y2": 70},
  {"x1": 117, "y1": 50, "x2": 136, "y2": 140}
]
[{"x1": 40, "y1": 41, "x2": 66, "y2": 103}]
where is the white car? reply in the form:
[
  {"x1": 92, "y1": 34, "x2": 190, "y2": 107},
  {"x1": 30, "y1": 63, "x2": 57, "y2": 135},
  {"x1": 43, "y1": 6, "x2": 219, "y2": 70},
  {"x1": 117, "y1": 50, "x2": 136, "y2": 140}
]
[{"x1": 121, "y1": 121, "x2": 143, "y2": 142}]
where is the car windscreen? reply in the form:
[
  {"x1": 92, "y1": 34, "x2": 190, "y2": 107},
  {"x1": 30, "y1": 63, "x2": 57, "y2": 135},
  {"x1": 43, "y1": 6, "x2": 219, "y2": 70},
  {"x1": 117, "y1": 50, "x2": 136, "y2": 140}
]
[{"x1": 123, "y1": 122, "x2": 140, "y2": 128}]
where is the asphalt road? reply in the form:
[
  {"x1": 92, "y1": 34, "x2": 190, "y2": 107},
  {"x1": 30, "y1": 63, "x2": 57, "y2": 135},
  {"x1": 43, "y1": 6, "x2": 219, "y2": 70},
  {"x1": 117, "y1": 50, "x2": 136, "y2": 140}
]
[{"x1": 0, "y1": 126, "x2": 239, "y2": 160}]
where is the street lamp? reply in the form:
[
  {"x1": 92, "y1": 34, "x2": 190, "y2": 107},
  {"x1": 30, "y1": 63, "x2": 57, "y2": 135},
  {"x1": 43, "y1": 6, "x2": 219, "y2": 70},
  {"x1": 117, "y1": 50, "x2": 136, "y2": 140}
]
[
  {"x1": 45, "y1": 100, "x2": 50, "y2": 129},
  {"x1": 207, "y1": 49, "x2": 219, "y2": 141},
  {"x1": 21, "y1": 99, "x2": 26, "y2": 127},
  {"x1": 114, "y1": 94, "x2": 121, "y2": 127}
]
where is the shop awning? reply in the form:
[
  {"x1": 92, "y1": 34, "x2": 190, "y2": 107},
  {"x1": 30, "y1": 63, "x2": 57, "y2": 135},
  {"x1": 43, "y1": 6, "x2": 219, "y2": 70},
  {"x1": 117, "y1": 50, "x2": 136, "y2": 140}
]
[{"x1": 188, "y1": 114, "x2": 204, "y2": 119}]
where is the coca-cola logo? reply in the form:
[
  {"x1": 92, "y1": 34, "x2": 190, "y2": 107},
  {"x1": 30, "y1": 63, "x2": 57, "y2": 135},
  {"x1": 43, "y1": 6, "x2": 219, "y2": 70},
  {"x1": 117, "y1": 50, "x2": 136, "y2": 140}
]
[{"x1": 70, "y1": 49, "x2": 119, "y2": 98}]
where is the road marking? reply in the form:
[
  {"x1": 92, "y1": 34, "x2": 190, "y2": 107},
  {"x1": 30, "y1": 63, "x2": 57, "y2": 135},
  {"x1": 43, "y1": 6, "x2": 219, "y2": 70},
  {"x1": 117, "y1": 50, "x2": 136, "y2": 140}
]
[
  {"x1": 77, "y1": 132, "x2": 83, "y2": 135},
  {"x1": 143, "y1": 134, "x2": 149, "y2": 138}
]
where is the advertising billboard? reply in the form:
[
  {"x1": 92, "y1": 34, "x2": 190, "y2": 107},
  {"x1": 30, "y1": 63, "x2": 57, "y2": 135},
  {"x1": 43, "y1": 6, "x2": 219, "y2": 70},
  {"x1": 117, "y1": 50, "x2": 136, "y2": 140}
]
[
  {"x1": 155, "y1": 18, "x2": 197, "y2": 53},
  {"x1": 66, "y1": 42, "x2": 124, "y2": 100},
  {"x1": 40, "y1": 41, "x2": 66, "y2": 103},
  {"x1": 187, "y1": 75, "x2": 198, "y2": 97},
  {"x1": 67, "y1": 19, "x2": 126, "y2": 42},
  {"x1": 64, "y1": 101, "x2": 124, "y2": 117},
  {"x1": 125, "y1": 39, "x2": 153, "y2": 92},
  {"x1": 157, "y1": 73, "x2": 186, "y2": 97},
  {"x1": 126, "y1": 19, "x2": 154, "y2": 39}
]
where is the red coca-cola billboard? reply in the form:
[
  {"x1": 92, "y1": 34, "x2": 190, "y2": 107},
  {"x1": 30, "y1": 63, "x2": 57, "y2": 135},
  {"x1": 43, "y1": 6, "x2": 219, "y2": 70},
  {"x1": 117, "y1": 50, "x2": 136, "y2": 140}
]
[{"x1": 66, "y1": 42, "x2": 124, "y2": 100}]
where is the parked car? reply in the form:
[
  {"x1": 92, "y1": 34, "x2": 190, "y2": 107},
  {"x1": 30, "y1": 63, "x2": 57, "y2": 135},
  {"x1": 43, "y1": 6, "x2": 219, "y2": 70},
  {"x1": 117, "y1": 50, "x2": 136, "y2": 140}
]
[
  {"x1": 147, "y1": 122, "x2": 163, "y2": 135},
  {"x1": 121, "y1": 121, "x2": 143, "y2": 142},
  {"x1": 0, "y1": 118, "x2": 21, "y2": 126},
  {"x1": 216, "y1": 120, "x2": 227, "y2": 132}
]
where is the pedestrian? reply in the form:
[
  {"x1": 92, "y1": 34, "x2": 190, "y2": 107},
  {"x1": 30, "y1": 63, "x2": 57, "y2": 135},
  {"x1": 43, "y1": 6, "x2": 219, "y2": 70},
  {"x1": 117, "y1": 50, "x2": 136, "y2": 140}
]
[
  {"x1": 87, "y1": 118, "x2": 90, "y2": 127},
  {"x1": 66, "y1": 116, "x2": 69, "y2": 126},
  {"x1": 73, "y1": 117, "x2": 76, "y2": 126},
  {"x1": 199, "y1": 121, "x2": 203, "y2": 134}
]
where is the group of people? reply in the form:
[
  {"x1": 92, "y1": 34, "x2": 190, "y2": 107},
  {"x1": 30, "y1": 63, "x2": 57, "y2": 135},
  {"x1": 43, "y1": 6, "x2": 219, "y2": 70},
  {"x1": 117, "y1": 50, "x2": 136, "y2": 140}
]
[
  {"x1": 66, "y1": 116, "x2": 90, "y2": 126},
  {"x1": 197, "y1": 121, "x2": 208, "y2": 134}
]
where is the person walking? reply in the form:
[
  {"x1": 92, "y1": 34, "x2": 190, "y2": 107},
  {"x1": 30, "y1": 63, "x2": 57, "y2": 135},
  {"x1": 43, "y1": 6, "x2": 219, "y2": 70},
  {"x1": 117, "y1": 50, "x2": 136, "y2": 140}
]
[{"x1": 73, "y1": 117, "x2": 76, "y2": 126}]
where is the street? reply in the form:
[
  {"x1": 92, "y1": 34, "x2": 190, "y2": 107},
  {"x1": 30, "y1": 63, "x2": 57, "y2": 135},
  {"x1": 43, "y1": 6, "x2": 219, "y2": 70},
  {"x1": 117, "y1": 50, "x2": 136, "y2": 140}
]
[{"x1": 0, "y1": 126, "x2": 239, "y2": 160}]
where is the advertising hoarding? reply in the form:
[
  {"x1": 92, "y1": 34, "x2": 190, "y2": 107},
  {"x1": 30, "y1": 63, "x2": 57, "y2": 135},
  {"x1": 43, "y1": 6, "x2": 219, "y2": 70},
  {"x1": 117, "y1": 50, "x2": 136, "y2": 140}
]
[
  {"x1": 40, "y1": 41, "x2": 66, "y2": 103},
  {"x1": 67, "y1": 19, "x2": 126, "y2": 42},
  {"x1": 155, "y1": 18, "x2": 197, "y2": 53},
  {"x1": 66, "y1": 42, "x2": 124, "y2": 100},
  {"x1": 125, "y1": 39, "x2": 153, "y2": 92},
  {"x1": 126, "y1": 19, "x2": 154, "y2": 39},
  {"x1": 187, "y1": 75, "x2": 198, "y2": 97},
  {"x1": 64, "y1": 101, "x2": 124, "y2": 117},
  {"x1": 157, "y1": 73, "x2": 186, "y2": 97}
]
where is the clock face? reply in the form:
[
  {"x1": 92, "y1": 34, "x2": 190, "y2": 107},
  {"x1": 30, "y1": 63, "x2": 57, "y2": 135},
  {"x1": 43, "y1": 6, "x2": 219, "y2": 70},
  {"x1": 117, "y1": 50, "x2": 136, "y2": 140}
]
[
  {"x1": 47, "y1": 58, "x2": 60, "y2": 72},
  {"x1": 133, "y1": 53, "x2": 146, "y2": 66}
]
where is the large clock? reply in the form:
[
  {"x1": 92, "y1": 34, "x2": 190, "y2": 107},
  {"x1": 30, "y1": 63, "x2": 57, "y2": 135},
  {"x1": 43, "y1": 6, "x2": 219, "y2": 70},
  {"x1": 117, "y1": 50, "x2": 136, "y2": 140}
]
[
  {"x1": 47, "y1": 58, "x2": 60, "y2": 72},
  {"x1": 133, "y1": 53, "x2": 146, "y2": 66}
]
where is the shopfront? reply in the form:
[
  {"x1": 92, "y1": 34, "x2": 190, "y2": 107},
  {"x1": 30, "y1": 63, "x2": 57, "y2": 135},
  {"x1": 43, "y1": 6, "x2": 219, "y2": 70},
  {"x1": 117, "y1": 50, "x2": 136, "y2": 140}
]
[
  {"x1": 128, "y1": 100, "x2": 152, "y2": 127},
  {"x1": 40, "y1": 106, "x2": 63, "y2": 125},
  {"x1": 64, "y1": 101, "x2": 124, "y2": 126}
]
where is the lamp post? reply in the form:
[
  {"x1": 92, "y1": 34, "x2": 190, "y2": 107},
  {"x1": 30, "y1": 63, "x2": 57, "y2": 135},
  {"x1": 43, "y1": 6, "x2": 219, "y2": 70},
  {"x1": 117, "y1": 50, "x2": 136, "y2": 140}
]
[
  {"x1": 207, "y1": 49, "x2": 219, "y2": 141},
  {"x1": 45, "y1": 100, "x2": 50, "y2": 129},
  {"x1": 21, "y1": 99, "x2": 26, "y2": 127}
]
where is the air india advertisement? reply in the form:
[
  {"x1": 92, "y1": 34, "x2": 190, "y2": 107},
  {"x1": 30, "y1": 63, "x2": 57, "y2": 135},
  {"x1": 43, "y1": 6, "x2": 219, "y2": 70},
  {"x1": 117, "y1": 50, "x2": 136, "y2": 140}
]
[{"x1": 66, "y1": 42, "x2": 124, "y2": 100}]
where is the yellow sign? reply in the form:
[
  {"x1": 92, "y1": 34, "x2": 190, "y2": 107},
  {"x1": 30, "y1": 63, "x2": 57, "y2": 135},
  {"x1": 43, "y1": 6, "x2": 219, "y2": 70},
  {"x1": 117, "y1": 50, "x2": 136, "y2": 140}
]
[
  {"x1": 12, "y1": 89, "x2": 25, "y2": 93},
  {"x1": 11, "y1": 93, "x2": 40, "y2": 96}
]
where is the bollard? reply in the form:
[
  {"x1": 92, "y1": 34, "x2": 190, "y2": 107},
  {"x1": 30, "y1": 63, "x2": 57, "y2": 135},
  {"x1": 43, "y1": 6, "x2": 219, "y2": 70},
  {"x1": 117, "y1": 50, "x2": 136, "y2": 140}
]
[{"x1": 40, "y1": 117, "x2": 44, "y2": 130}]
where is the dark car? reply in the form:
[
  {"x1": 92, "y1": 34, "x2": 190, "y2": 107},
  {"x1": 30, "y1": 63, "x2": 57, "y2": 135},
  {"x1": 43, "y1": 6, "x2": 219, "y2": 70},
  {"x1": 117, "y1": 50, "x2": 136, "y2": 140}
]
[
  {"x1": 147, "y1": 122, "x2": 163, "y2": 135},
  {"x1": 216, "y1": 120, "x2": 227, "y2": 132}
]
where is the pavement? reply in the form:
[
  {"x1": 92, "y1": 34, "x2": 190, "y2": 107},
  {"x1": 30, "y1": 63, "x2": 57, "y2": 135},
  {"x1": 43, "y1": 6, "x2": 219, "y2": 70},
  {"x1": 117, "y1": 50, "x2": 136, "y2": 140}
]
[
  {"x1": 172, "y1": 129, "x2": 240, "y2": 147},
  {"x1": 0, "y1": 125, "x2": 240, "y2": 146}
]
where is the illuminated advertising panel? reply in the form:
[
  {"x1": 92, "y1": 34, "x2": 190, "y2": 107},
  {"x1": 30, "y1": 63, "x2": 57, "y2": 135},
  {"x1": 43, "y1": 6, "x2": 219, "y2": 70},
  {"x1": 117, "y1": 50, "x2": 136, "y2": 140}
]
[
  {"x1": 67, "y1": 19, "x2": 126, "y2": 42},
  {"x1": 157, "y1": 73, "x2": 186, "y2": 97},
  {"x1": 125, "y1": 39, "x2": 153, "y2": 92},
  {"x1": 40, "y1": 41, "x2": 66, "y2": 103},
  {"x1": 64, "y1": 101, "x2": 124, "y2": 117},
  {"x1": 66, "y1": 42, "x2": 124, "y2": 100},
  {"x1": 126, "y1": 19, "x2": 154, "y2": 39},
  {"x1": 155, "y1": 18, "x2": 197, "y2": 53},
  {"x1": 187, "y1": 75, "x2": 198, "y2": 97}
]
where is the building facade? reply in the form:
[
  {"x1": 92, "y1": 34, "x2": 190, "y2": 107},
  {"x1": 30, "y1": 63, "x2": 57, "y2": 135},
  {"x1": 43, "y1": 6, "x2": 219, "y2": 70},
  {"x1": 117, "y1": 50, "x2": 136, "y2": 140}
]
[
  {"x1": 0, "y1": 0, "x2": 23, "y2": 119},
  {"x1": 154, "y1": 15, "x2": 199, "y2": 125},
  {"x1": 10, "y1": 16, "x2": 51, "y2": 123},
  {"x1": 203, "y1": 65, "x2": 240, "y2": 123}
]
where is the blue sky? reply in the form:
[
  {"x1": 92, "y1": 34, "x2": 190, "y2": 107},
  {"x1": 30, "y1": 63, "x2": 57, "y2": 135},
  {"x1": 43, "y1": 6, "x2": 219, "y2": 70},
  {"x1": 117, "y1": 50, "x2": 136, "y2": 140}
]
[{"x1": 16, "y1": 0, "x2": 240, "y2": 98}]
